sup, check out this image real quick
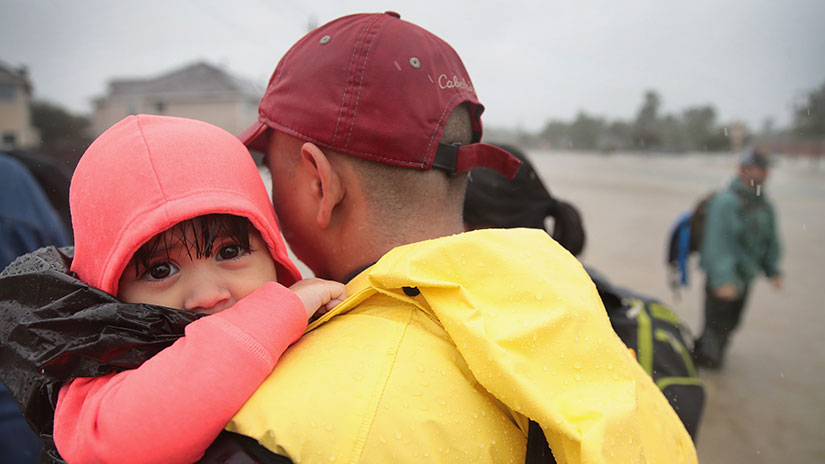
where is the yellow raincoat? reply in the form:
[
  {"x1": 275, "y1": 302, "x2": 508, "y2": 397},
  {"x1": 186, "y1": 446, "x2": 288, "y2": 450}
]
[{"x1": 227, "y1": 229, "x2": 697, "y2": 463}]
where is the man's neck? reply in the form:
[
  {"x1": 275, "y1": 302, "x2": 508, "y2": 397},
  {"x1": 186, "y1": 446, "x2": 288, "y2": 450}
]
[{"x1": 331, "y1": 218, "x2": 465, "y2": 282}]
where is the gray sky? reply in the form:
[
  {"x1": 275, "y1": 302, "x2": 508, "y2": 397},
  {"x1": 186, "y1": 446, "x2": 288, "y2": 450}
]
[{"x1": 1, "y1": 0, "x2": 823, "y2": 131}]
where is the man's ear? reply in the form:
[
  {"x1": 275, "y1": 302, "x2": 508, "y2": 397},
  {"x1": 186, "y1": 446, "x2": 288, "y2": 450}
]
[{"x1": 300, "y1": 142, "x2": 344, "y2": 228}]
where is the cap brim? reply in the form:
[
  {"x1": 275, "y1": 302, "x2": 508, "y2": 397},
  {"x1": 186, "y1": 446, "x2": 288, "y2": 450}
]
[{"x1": 238, "y1": 121, "x2": 269, "y2": 153}]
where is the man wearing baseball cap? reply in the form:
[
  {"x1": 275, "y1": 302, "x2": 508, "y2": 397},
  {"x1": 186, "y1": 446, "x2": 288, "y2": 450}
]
[
  {"x1": 227, "y1": 12, "x2": 697, "y2": 463},
  {"x1": 694, "y1": 147, "x2": 783, "y2": 369}
]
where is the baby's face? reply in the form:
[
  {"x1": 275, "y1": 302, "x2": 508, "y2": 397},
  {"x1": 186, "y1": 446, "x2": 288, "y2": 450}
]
[{"x1": 117, "y1": 230, "x2": 278, "y2": 314}]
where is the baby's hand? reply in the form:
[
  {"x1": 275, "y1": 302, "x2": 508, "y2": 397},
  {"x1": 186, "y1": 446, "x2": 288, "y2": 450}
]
[{"x1": 289, "y1": 278, "x2": 347, "y2": 320}]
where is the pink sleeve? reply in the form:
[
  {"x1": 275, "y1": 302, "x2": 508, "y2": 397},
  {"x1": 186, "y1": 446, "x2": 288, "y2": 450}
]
[{"x1": 53, "y1": 282, "x2": 305, "y2": 464}]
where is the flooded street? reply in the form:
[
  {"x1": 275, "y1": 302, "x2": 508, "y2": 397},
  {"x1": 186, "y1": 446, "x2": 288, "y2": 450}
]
[{"x1": 531, "y1": 151, "x2": 825, "y2": 464}]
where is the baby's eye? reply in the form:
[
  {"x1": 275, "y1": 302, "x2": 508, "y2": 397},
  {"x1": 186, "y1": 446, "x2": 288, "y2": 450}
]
[
  {"x1": 216, "y1": 244, "x2": 245, "y2": 261},
  {"x1": 145, "y1": 262, "x2": 177, "y2": 280}
]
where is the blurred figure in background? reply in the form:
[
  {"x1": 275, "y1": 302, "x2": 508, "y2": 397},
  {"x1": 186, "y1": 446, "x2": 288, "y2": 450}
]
[
  {"x1": 0, "y1": 152, "x2": 69, "y2": 266},
  {"x1": 3, "y1": 149, "x2": 73, "y2": 241},
  {"x1": 464, "y1": 145, "x2": 705, "y2": 439},
  {"x1": 0, "y1": 152, "x2": 70, "y2": 463},
  {"x1": 694, "y1": 148, "x2": 783, "y2": 369},
  {"x1": 463, "y1": 144, "x2": 586, "y2": 255}
]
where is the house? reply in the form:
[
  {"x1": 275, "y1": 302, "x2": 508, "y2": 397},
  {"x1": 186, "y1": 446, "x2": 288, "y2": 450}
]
[
  {"x1": 92, "y1": 61, "x2": 262, "y2": 137},
  {"x1": 0, "y1": 61, "x2": 39, "y2": 150}
]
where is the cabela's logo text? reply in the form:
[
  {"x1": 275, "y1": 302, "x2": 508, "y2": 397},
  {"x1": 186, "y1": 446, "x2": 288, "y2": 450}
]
[{"x1": 438, "y1": 74, "x2": 474, "y2": 92}]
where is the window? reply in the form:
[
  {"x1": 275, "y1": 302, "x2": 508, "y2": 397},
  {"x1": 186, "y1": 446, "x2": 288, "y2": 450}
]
[
  {"x1": 0, "y1": 84, "x2": 16, "y2": 101},
  {"x1": 2, "y1": 132, "x2": 17, "y2": 149}
]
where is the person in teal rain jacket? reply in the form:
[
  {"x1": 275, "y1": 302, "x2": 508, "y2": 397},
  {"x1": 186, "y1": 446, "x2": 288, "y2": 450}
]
[{"x1": 694, "y1": 147, "x2": 783, "y2": 369}]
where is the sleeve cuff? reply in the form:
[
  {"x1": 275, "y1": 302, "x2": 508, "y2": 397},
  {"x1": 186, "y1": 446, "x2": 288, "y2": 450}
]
[{"x1": 209, "y1": 282, "x2": 307, "y2": 360}]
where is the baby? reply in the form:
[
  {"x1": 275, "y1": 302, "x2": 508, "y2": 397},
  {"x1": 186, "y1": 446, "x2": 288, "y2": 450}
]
[{"x1": 53, "y1": 114, "x2": 344, "y2": 463}]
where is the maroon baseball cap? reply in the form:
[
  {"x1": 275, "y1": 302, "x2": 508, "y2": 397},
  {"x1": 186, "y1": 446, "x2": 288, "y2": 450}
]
[{"x1": 239, "y1": 11, "x2": 520, "y2": 179}]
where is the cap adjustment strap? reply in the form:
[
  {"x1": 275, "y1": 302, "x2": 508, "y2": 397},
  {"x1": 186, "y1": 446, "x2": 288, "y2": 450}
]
[{"x1": 432, "y1": 142, "x2": 522, "y2": 180}]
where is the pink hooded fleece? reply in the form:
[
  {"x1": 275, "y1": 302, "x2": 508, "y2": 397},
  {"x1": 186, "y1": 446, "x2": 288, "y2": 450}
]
[
  {"x1": 69, "y1": 114, "x2": 301, "y2": 293},
  {"x1": 55, "y1": 115, "x2": 307, "y2": 464}
]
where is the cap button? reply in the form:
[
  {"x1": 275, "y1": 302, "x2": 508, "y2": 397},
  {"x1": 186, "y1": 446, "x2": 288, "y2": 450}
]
[{"x1": 384, "y1": 11, "x2": 401, "y2": 18}]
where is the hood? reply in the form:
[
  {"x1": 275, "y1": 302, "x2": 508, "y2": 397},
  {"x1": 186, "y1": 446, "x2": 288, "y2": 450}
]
[
  {"x1": 309, "y1": 228, "x2": 696, "y2": 463},
  {"x1": 70, "y1": 115, "x2": 301, "y2": 296}
]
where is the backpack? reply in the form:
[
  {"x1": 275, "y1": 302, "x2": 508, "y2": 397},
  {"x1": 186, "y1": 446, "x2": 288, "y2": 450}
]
[
  {"x1": 590, "y1": 271, "x2": 705, "y2": 439},
  {"x1": 666, "y1": 191, "x2": 717, "y2": 295},
  {"x1": 524, "y1": 269, "x2": 705, "y2": 463}
]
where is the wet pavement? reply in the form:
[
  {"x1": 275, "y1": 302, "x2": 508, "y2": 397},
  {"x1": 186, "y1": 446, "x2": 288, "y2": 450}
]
[{"x1": 532, "y1": 150, "x2": 825, "y2": 464}]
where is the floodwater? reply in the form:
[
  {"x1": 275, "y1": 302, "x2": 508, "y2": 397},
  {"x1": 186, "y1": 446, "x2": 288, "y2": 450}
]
[{"x1": 531, "y1": 150, "x2": 825, "y2": 464}]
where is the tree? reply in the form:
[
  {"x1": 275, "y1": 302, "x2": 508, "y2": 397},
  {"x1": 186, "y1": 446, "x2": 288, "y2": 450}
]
[
  {"x1": 30, "y1": 100, "x2": 92, "y2": 173},
  {"x1": 703, "y1": 127, "x2": 732, "y2": 152},
  {"x1": 635, "y1": 90, "x2": 661, "y2": 127},
  {"x1": 539, "y1": 120, "x2": 572, "y2": 149},
  {"x1": 793, "y1": 81, "x2": 825, "y2": 137},
  {"x1": 604, "y1": 121, "x2": 633, "y2": 151},
  {"x1": 681, "y1": 105, "x2": 724, "y2": 150},
  {"x1": 682, "y1": 106, "x2": 715, "y2": 144},
  {"x1": 633, "y1": 90, "x2": 663, "y2": 149},
  {"x1": 568, "y1": 112, "x2": 604, "y2": 150},
  {"x1": 659, "y1": 114, "x2": 688, "y2": 152}
]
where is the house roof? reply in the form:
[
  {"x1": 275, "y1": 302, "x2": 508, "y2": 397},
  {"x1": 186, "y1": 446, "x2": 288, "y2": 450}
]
[
  {"x1": 104, "y1": 61, "x2": 260, "y2": 98},
  {"x1": 0, "y1": 60, "x2": 32, "y2": 91}
]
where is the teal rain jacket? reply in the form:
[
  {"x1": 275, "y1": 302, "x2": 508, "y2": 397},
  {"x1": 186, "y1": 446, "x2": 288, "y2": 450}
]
[{"x1": 699, "y1": 177, "x2": 782, "y2": 292}]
